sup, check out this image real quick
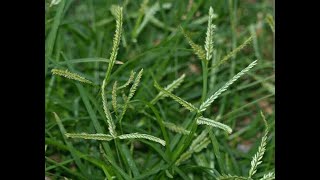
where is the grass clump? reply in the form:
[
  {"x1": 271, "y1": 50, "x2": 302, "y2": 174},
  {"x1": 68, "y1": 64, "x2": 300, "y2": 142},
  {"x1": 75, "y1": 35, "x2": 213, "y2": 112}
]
[{"x1": 46, "y1": 1, "x2": 274, "y2": 179}]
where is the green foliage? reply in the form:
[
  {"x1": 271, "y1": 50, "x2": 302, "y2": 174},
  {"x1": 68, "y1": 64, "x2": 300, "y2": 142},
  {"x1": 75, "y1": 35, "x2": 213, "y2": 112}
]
[{"x1": 46, "y1": 1, "x2": 274, "y2": 179}]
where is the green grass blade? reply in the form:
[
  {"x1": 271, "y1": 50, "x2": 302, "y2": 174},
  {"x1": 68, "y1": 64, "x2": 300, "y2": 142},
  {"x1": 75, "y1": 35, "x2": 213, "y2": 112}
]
[
  {"x1": 120, "y1": 143, "x2": 140, "y2": 177},
  {"x1": 208, "y1": 129, "x2": 225, "y2": 174},
  {"x1": 45, "y1": 0, "x2": 66, "y2": 75},
  {"x1": 52, "y1": 112, "x2": 87, "y2": 177},
  {"x1": 45, "y1": 157, "x2": 86, "y2": 179}
]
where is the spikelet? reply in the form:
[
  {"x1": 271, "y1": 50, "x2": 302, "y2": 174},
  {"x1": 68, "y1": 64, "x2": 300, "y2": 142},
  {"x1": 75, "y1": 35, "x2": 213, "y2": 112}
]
[
  {"x1": 266, "y1": 14, "x2": 275, "y2": 33},
  {"x1": 180, "y1": 27, "x2": 206, "y2": 61},
  {"x1": 248, "y1": 111, "x2": 269, "y2": 178},
  {"x1": 65, "y1": 133, "x2": 113, "y2": 141},
  {"x1": 259, "y1": 172, "x2": 275, "y2": 180},
  {"x1": 175, "y1": 150, "x2": 192, "y2": 166},
  {"x1": 51, "y1": 69, "x2": 93, "y2": 85},
  {"x1": 190, "y1": 128, "x2": 210, "y2": 150},
  {"x1": 104, "y1": 5, "x2": 123, "y2": 84},
  {"x1": 217, "y1": 174, "x2": 248, "y2": 180},
  {"x1": 112, "y1": 81, "x2": 118, "y2": 114},
  {"x1": 118, "y1": 133, "x2": 166, "y2": 146},
  {"x1": 196, "y1": 116, "x2": 232, "y2": 134},
  {"x1": 163, "y1": 121, "x2": 190, "y2": 135},
  {"x1": 204, "y1": 7, "x2": 216, "y2": 61},
  {"x1": 102, "y1": 79, "x2": 117, "y2": 138},
  {"x1": 212, "y1": 36, "x2": 253, "y2": 69},
  {"x1": 128, "y1": 69, "x2": 143, "y2": 100},
  {"x1": 50, "y1": 0, "x2": 61, "y2": 7},
  {"x1": 176, "y1": 129, "x2": 210, "y2": 165},
  {"x1": 193, "y1": 137, "x2": 210, "y2": 152},
  {"x1": 119, "y1": 69, "x2": 143, "y2": 121},
  {"x1": 151, "y1": 73, "x2": 186, "y2": 104},
  {"x1": 118, "y1": 70, "x2": 136, "y2": 90},
  {"x1": 199, "y1": 60, "x2": 258, "y2": 112},
  {"x1": 154, "y1": 81, "x2": 198, "y2": 112}
]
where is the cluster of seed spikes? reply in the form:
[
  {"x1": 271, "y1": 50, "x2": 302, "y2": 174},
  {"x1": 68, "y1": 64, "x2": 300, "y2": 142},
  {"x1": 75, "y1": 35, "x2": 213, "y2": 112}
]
[
  {"x1": 216, "y1": 112, "x2": 274, "y2": 180},
  {"x1": 52, "y1": 6, "x2": 166, "y2": 146},
  {"x1": 51, "y1": 5, "x2": 274, "y2": 179}
]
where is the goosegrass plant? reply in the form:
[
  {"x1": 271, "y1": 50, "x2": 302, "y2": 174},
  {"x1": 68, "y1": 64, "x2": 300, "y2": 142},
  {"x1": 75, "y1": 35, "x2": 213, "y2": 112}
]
[{"x1": 46, "y1": 1, "x2": 274, "y2": 179}]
